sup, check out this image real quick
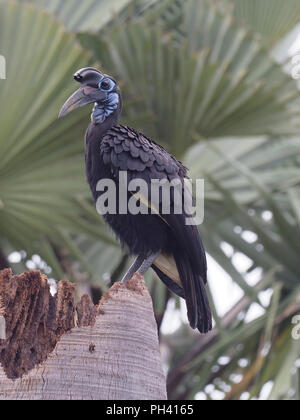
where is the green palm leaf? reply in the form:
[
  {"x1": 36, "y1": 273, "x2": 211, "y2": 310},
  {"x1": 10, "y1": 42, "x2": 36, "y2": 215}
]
[
  {"x1": 0, "y1": 2, "x2": 119, "y2": 279},
  {"x1": 16, "y1": 0, "x2": 135, "y2": 31},
  {"x1": 220, "y1": 0, "x2": 300, "y2": 47},
  {"x1": 78, "y1": 11, "x2": 299, "y2": 156}
]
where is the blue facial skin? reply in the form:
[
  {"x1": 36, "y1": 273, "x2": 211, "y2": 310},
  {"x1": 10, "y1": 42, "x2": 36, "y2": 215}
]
[{"x1": 91, "y1": 78, "x2": 119, "y2": 124}]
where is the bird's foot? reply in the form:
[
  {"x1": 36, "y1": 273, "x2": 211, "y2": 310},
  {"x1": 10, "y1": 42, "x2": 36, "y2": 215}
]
[
  {"x1": 121, "y1": 255, "x2": 144, "y2": 283},
  {"x1": 121, "y1": 251, "x2": 160, "y2": 283},
  {"x1": 137, "y1": 251, "x2": 160, "y2": 276}
]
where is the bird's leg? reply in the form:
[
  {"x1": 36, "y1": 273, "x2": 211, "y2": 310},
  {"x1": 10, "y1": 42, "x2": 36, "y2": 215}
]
[
  {"x1": 137, "y1": 251, "x2": 160, "y2": 276},
  {"x1": 121, "y1": 255, "x2": 145, "y2": 283}
]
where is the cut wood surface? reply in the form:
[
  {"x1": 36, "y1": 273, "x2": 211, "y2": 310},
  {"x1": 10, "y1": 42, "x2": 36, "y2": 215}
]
[{"x1": 0, "y1": 269, "x2": 167, "y2": 400}]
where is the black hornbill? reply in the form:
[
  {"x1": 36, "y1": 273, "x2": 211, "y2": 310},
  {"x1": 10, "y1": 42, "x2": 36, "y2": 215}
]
[{"x1": 59, "y1": 67, "x2": 212, "y2": 333}]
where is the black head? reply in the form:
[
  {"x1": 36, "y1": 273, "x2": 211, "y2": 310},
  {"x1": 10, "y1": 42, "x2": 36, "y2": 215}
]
[
  {"x1": 59, "y1": 67, "x2": 121, "y2": 121},
  {"x1": 73, "y1": 67, "x2": 111, "y2": 87}
]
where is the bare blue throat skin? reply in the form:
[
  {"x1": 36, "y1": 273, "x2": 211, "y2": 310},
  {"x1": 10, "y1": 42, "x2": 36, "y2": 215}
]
[{"x1": 91, "y1": 92, "x2": 119, "y2": 124}]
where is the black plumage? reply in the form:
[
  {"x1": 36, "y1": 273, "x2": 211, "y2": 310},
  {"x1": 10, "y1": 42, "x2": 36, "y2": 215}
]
[{"x1": 59, "y1": 67, "x2": 212, "y2": 333}]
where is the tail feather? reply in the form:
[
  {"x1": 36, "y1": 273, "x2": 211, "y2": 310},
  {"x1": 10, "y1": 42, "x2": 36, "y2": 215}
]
[
  {"x1": 152, "y1": 265, "x2": 185, "y2": 299},
  {"x1": 174, "y1": 252, "x2": 198, "y2": 328},
  {"x1": 153, "y1": 252, "x2": 212, "y2": 334},
  {"x1": 194, "y1": 273, "x2": 212, "y2": 333}
]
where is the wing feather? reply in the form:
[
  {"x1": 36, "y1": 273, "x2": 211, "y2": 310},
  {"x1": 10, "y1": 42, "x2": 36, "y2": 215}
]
[{"x1": 100, "y1": 124, "x2": 207, "y2": 283}]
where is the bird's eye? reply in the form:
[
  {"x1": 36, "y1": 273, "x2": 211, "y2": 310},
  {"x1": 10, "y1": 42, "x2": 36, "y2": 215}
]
[{"x1": 99, "y1": 78, "x2": 114, "y2": 92}]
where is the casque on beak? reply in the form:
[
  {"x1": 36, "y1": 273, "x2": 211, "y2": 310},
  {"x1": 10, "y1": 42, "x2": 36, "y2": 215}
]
[{"x1": 58, "y1": 85, "x2": 104, "y2": 118}]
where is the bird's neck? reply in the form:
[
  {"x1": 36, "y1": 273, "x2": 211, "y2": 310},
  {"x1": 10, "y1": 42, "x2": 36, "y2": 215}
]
[
  {"x1": 91, "y1": 93, "x2": 120, "y2": 125},
  {"x1": 85, "y1": 97, "x2": 122, "y2": 153},
  {"x1": 85, "y1": 110, "x2": 119, "y2": 149}
]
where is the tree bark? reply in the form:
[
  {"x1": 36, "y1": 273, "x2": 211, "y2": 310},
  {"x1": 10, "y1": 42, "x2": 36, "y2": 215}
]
[{"x1": 0, "y1": 269, "x2": 167, "y2": 400}]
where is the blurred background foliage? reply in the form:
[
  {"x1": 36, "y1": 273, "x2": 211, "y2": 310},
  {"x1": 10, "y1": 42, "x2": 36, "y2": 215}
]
[{"x1": 0, "y1": 0, "x2": 300, "y2": 400}]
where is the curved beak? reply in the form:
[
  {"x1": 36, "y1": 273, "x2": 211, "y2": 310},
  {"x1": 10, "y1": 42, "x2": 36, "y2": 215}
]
[{"x1": 58, "y1": 86, "x2": 102, "y2": 118}]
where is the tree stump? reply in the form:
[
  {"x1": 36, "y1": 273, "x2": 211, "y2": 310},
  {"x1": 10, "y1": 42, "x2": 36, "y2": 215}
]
[{"x1": 0, "y1": 269, "x2": 167, "y2": 400}]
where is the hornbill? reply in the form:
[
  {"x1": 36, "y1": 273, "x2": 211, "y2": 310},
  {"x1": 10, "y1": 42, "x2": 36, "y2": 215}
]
[{"x1": 59, "y1": 67, "x2": 212, "y2": 333}]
